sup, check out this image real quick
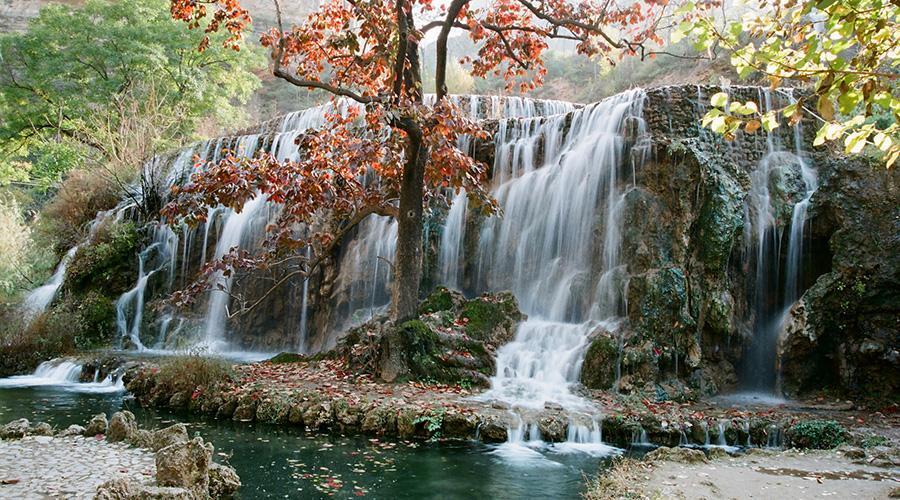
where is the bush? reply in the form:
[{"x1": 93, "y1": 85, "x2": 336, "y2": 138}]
[
  {"x1": 0, "y1": 308, "x2": 76, "y2": 376},
  {"x1": 39, "y1": 169, "x2": 121, "y2": 255},
  {"x1": 67, "y1": 291, "x2": 117, "y2": 349},
  {"x1": 0, "y1": 198, "x2": 32, "y2": 298},
  {"x1": 154, "y1": 355, "x2": 235, "y2": 395},
  {"x1": 788, "y1": 420, "x2": 848, "y2": 449}
]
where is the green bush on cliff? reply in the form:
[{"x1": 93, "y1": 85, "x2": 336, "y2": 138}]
[
  {"x1": 66, "y1": 221, "x2": 141, "y2": 294},
  {"x1": 788, "y1": 420, "x2": 847, "y2": 449}
]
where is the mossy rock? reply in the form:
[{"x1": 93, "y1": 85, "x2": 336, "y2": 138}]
[
  {"x1": 65, "y1": 221, "x2": 142, "y2": 295},
  {"x1": 267, "y1": 352, "x2": 305, "y2": 364},
  {"x1": 461, "y1": 292, "x2": 522, "y2": 341},
  {"x1": 695, "y1": 166, "x2": 744, "y2": 272},
  {"x1": 69, "y1": 291, "x2": 117, "y2": 349},
  {"x1": 581, "y1": 334, "x2": 619, "y2": 389},
  {"x1": 419, "y1": 287, "x2": 461, "y2": 315}
]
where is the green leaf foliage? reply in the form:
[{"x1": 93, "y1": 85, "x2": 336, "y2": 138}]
[{"x1": 0, "y1": 0, "x2": 265, "y2": 184}]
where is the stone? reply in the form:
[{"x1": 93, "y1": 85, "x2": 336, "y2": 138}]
[
  {"x1": 706, "y1": 446, "x2": 730, "y2": 460},
  {"x1": 538, "y1": 414, "x2": 566, "y2": 442},
  {"x1": 155, "y1": 437, "x2": 211, "y2": 498},
  {"x1": 441, "y1": 412, "x2": 477, "y2": 440},
  {"x1": 95, "y1": 479, "x2": 194, "y2": 499},
  {"x1": 0, "y1": 418, "x2": 30, "y2": 439},
  {"x1": 95, "y1": 478, "x2": 134, "y2": 499},
  {"x1": 479, "y1": 419, "x2": 508, "y2": 443},
  {"x1": 838, "y1": 445, "x2": 866, "y2": 459},
  {"x1": 208, "y1": 462, "x2": 241, "y2": 498},
  {"x1": 29, "y1": 422, "x2": 53, "y2": 436},
  {"x1": 149, "y1": 424, "x2": 189, "y2": 452},
  {"x1": 107, "y1": 411, "x2": 138, "y2": 443},
  {"x1": 645, "y1": 446, "x2": 708, "y2": 464},
  {"x1": 581, "y1": 334, "x2": 619, "y2": 389},
  {"x1": 57, "y1": 424, "x2": 86, "y2": 437},
  {"x1": 232, "y1": 403, "x2": 257, "y2": 422},
  {"x1": 128, "y1": 429, "x2": 153, "y2": 449},
  {"x1": 85, "y1": 413, "x2": 109, "y2": 436},
  {"x1": 169, "y1": 392, "x2": 189, "y2": 409}
]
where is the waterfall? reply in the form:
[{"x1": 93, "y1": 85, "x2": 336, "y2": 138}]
[
  {"x1": 0, "y1": 359, "x2": 125, "y2": 393},
  {"x1": 475, "y1": 90, "x2": 647, "y2": 410},
  {"x1": 20, "y1": 246, "x2": 77, "y2": 318},
  {"x1": 21, "y1": 208, "x2": 117, "y2": 319},
  {"x1": 740, "y1": 89, "x2": 818, "y2": 394},
  {"x1": 115, "y1": 242, "x2": 161, "y2": 349},
  {"x1": 438, "y1": 190, "x2": 468, "y2": 290}
]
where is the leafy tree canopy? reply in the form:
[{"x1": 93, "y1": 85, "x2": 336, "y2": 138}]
[{"x1": 0, "y1": 0, "x2": 265, "y2": 188}]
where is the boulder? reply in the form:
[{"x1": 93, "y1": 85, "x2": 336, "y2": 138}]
[
  {"x1": 537, "y1": 414, "x2": 566, "y2": 442},
  {"x1": 84, "y1": 413, "x2": 108, "y2": 436},
  {"x1": 155, "y1": 437, "x2": 212, "y2": 498},
  {"x1": 57, "y1": 424, "x2": 86, "y2": 437},
  {"x1": 441, "y1": 412, "x2": 477, "y2": 440},
  {"x1": 95, "y1": 478, "x2": 193, "y2": 499},
  {"x1": 107, "y1": 411, "x2": 138, "y2": 443},
  {"x1": 208, "y1": 462, "x2": 241, "y2": 498},
  {"x1": 644, "y1": 446, "x2": 708, "y2": 464},
  {"x1": 0, "y1": 418, "x2": 30, "y2": 439},
  {"x1": 149, "y1": 424, "x2": 189, "y2": 452},
  {"x1": 30, "y1": 422, "x2": 53, "y2": 436},
  {"x1": 478, "y1": 419, "x2": 508, "y2": 443}
]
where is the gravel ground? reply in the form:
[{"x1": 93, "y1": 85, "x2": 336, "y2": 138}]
[{"x1": 0, "y1": 435, "x2": 155, "y2": 499}]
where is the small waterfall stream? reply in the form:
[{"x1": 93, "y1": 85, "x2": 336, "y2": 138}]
[{"x1": 739, "y1": 89, "x2": 818, "y2": 394}]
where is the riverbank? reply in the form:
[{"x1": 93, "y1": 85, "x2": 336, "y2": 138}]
[
  {"x1": 122, "y1": 353, "x2": 899, "y2": 450},
  {"x1": 586, "y1": 445, "x2": 900, "y2": 499}
]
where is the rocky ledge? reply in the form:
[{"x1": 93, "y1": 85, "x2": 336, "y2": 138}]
[{"x1": 0, "y1": 413, "x2": 240, "y2": 499}]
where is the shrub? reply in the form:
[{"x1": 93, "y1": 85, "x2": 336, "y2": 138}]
[
  {"x1": 788, "y1": 420, "x2": 848, "y2": 449},
  {"x1": 67, "y1": 291, "x2": 117, "y2": 349},
  {"x1": 0, "y1": 198, "x2": 32, "y2": 298},
  {"x1": 39, "y1": 169, "x2": 121, "y2": 255},
  {"x1": 154, "y1": 355, "x2": 235, "y2": 395}
]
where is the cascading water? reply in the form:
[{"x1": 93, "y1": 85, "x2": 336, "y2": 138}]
[
  {"x1": 21, "y1": 208, "x2": 118, "y2": 319},
  {"x1": 20, "y1": 247, "x2": 77, "y2": 318},
  {"x1": 738, "y1": 89, "x2": 818, "y2": 394},
  {"x1": 473, "y1": 90, "x2": 648, "y2": 412}
]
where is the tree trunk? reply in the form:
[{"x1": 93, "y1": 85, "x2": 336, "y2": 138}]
[{"x1": 391, "y1": 118, "x2": 426, "y2": 322}]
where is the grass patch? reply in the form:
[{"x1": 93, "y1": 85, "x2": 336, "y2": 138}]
[
  {"x1": 155, "y1": 355, "x2": 235, "y2": 395},
  {"x1": 583, "y1": 457, "x2": 656, "y2": 500}
]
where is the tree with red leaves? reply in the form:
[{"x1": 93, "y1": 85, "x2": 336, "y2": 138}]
[{"x1": 166, "y1": 0, "x2": 700, "y2": 322}]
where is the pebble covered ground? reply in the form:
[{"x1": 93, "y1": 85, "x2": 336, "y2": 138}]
[{"x1": 0, "y1": 434, "x2": 155, "y2": 499}]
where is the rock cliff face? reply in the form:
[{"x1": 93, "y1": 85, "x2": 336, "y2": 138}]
[{"x1": 57, "y1": 86, "x2": 896, "y2": 402}]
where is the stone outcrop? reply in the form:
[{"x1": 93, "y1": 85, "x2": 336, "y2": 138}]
[
  {"x1": 155, "y1": 438, "x2": 212, "y2": 498},
  {"x1": 84, "y1": 413, "x2": 109, "y2": 436},
  {"x1": 338, "y1": 288, "x2": 523, "y2": 387},
  {"x1": 778, "y1": 156, "x2": 899, "y2": 402}
]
